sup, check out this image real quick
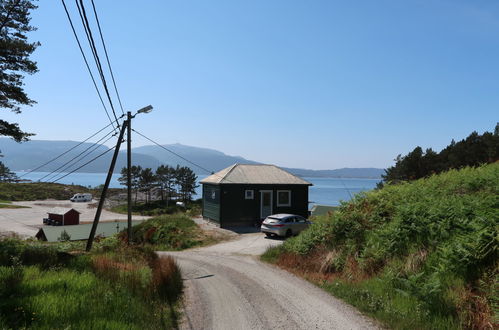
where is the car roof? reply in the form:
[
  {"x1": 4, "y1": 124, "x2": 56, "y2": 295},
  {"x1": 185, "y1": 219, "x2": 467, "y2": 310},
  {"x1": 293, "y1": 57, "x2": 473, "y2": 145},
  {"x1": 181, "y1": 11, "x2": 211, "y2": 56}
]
[{"x1": 267, "y1": 214, "x2": 297, "y2": 219}]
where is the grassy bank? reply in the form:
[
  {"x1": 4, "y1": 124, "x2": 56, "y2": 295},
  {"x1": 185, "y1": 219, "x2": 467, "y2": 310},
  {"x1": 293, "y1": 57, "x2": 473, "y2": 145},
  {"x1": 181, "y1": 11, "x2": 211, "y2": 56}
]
[
  {"x1": 110, "y1": 199, "x2": 201, "y2": 217},
  {"x1": 262, "y1": 163, "x2": 498, "y2": 329},
  {"x1": 120, "y1": 213, "x2": 218, "y2": 250},
  {"x1": 0, "y1": 182, "x2": 124, "y2": 201},
  {"x1": 0, "y1": 238, "x2": 182, "y2": 329}
]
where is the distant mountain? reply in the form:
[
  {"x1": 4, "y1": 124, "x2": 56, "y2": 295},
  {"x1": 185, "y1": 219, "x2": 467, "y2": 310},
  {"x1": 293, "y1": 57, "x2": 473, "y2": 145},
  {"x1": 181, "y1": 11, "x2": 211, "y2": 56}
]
[
  {"x1": 132, "y1": 143, "x2": 259, "y2": 172},
  {"x1": 284, "y1": 167, "x2": 385, "y2": 179},
  {"x1": 0, "y1": 138, "x2": 384, "y2": 178},
  {"x1": 0, "y1": 139, "x2": 160, "y2": 173}
]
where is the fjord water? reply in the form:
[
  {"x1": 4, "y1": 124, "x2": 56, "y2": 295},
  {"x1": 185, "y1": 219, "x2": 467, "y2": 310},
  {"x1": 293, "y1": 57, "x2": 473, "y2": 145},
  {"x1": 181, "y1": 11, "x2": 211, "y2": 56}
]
[{"x1": 15, "y1": 172, "x2": 380, "y2": 206}]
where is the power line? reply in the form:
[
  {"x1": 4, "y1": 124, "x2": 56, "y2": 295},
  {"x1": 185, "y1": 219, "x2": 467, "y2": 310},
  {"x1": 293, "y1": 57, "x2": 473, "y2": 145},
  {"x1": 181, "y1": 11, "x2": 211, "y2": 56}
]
[
  {"x1": 90, "y1": 0, "x2": 125, "y2": 116},
  {"x1": 41, "y1": 130, "x2": 116, "y2": 182},
  {"x1": 18, "y1": 119, "x2": 121, "y2": 178},
  {"x1": 132, "y1": 129, "x2": 238, "y2": 184},
  {"x1": 74, "y1": 0, "x2": 120, "y2": 125},
  {"x1": 132, "y1": 129, "x2": 216, "y2": 175},
  {"x1": 61, "y1": 0, "x2": 116, "y2": 130},
  {"x1": 51, "y1": 146, "x2": 116, "y2": 183}
]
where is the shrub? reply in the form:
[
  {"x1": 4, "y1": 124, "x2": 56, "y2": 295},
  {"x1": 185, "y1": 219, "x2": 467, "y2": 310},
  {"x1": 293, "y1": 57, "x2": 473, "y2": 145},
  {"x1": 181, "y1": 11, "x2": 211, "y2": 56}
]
[{"x1": 266, "y1": 163, "x2": 499, "y2": 329}]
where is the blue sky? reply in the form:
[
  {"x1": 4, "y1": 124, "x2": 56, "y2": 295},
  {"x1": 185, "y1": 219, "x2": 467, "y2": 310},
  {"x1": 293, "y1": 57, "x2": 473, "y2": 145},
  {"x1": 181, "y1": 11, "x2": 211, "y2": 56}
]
[{"x1": 3, "y1": 0, "x2": 498, "y2": 169}]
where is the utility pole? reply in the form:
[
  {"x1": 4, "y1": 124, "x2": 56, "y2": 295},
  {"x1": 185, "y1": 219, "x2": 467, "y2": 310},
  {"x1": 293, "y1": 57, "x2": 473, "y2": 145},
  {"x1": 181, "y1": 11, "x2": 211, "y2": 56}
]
[
  {"x1": 86, "y1": 121, "x2": 127, "y2": 251},
  {"x1": 127, "y1": 111, "x2": 132, "y2": 244},
  {"x1": 86, "y1": 105, "x2": 152, "y2": 251}
]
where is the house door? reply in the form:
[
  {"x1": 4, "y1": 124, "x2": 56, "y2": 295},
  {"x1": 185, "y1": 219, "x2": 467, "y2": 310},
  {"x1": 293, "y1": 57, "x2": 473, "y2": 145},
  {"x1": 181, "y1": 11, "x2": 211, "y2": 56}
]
[{"x1": 260, "y1": 190, "x2": 273, "y2": 219}]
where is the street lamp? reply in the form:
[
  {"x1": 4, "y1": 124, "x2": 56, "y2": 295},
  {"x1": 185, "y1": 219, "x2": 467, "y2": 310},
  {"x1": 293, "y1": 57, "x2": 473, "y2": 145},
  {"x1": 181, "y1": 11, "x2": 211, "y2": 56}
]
[
  {"x1": 136, "y1": 105, "x2": 153, "y2": 115},
  {"x1": 127, "y1": 104, "x2": 153, "y2": 244}
]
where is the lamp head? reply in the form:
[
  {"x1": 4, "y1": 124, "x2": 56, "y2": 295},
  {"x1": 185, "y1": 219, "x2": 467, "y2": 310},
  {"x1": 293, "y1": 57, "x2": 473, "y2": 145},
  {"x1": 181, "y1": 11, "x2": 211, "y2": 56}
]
[{"x1": 137, "y1": 105, "x2": 153, "y2": 114}]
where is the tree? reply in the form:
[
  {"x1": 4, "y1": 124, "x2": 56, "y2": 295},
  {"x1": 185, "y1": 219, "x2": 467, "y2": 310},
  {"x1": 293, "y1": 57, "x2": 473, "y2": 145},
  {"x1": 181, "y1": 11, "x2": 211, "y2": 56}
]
[
  {"x1": 117, "y1": 165, "x2": 142, "y2": 204},
  {"x1": 1, "y1": 0, "x2": 40, "y2": 142},
  {"x1": 0, "y1": 160, "x2": 17, "y2": 181},
  {"x1": 175, "y1": 166, "x2": 198, "y2": 203},
  {"x1": 155, "y1": 165, "x2": 176, "y2": 205},
  {"x1": 138, "y1": 167, "x2": 156, "y2": 204},
  {"x1": 382, "y1": 124, "x2": 499, "y2": 184}
]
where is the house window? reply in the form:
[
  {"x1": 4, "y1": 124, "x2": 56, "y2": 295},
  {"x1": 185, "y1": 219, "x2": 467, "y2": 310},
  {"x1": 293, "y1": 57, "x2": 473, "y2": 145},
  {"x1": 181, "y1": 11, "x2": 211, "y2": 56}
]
[
  {"x1": 245, "y1": 190, "x2": 254, "y2": 199},
  {"x1": 277, "y1": 190, "x2": 291, "y2": 206}
]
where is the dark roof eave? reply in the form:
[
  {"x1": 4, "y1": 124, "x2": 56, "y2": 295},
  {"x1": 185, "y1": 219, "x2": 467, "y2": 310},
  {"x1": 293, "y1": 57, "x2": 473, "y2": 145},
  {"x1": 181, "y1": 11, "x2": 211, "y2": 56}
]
[{"x1": 200, "y1": 182, "x2": 313, "y2": 186}]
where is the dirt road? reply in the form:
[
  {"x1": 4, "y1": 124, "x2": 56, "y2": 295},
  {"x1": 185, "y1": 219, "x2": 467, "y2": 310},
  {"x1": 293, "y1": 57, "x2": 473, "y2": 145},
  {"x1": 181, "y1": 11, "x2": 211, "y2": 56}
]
[{"x1": 160, "y1": 232, "x2": 379, "y2": 330}]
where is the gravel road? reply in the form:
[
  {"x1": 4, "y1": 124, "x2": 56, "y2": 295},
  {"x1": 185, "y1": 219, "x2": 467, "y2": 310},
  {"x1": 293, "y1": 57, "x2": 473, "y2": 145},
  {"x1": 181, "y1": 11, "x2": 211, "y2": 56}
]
[{"x1": 160, "y1": 232, "x2": 379, "y2": 330}]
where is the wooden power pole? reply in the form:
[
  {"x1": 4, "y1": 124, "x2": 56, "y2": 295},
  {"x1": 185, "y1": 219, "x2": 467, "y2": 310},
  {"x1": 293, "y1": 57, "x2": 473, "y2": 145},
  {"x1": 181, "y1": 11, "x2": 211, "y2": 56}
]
[
  {"x1": 127, "y1": 111, "x2": 132, "y2": 244},
  {"x1": 86, "y1": 121, "x2": 127, "y2": 251}
]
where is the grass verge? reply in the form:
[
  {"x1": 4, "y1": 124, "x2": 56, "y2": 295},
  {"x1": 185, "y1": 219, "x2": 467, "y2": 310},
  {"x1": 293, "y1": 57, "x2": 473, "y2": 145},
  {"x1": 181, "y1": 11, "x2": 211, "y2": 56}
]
[
  {"x1": 110, "y1": 199, "x2": 201, "y2": 217},
  {"x1": 0, "y1": 238, "x2": 183, "y2": 329}
]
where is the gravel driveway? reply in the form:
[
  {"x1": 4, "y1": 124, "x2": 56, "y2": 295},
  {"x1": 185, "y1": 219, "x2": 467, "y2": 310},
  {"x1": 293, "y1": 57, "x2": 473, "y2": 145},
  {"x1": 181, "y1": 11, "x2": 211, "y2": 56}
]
[
  {"x1": 0, "y1": 200, "x2": 150, "y2": 237},
  {"x1": 159, "y1": 229, "x2": 379, "y2": 330}
]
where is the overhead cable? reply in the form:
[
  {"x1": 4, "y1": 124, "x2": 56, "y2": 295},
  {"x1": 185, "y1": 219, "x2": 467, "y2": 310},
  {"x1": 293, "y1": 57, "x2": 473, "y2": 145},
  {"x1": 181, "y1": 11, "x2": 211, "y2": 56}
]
[
  {"x1": 75, "y1": 0, "x2": 120, "y2": 124},
  {"x1": 90, "y1": 0, "x2": 125, "y2": 115},
  {"x1": 61, "y1": 0, "x2": 116, "y2": 130},
  {"x1": 41, "y1": 130, "x2": 116, "y2": 182},
  {"x1": 51, "y1": 146, "x2": 116, "y2": 183},
  {"x1": 132, "y1": 129, "x2": 216, "y2": 175},
  {"x1": 18, "y1": 118, "x2": 122, "y2": 178}
]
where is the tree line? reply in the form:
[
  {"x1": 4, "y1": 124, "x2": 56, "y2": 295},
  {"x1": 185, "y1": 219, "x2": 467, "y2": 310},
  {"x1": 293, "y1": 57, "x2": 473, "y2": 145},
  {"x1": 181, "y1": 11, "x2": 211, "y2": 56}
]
[
  {"x1": 382, "y1": 123, "x2": 499, "y2": 184},
  {"x1": 118, "y1": 165, "x2": 199, "y2": 204}
]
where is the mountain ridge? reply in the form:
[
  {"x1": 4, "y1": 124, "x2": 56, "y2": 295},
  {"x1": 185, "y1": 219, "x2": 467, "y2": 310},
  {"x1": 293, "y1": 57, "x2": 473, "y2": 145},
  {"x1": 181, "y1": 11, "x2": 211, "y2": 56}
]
[{"x1": 0, "y1": 138, "x2": 384, "y2": 178}]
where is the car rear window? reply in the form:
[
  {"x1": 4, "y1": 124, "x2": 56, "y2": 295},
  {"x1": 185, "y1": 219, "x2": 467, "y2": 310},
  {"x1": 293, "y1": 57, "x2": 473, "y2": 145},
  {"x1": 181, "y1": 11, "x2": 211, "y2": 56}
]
[{"x1": 267, "y1": 217, "x2": 283, "y2": 221}]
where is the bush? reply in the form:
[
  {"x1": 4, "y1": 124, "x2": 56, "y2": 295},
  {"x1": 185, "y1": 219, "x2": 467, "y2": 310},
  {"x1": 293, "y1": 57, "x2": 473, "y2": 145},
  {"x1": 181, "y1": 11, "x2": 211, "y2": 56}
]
[{"x1": 124, "y1": 214, "x2": 206, "y2": 250}]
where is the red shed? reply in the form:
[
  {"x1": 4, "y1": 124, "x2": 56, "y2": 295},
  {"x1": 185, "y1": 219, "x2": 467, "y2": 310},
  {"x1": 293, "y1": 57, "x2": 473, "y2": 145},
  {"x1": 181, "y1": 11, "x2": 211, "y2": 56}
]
[{"x1": 47, "y1": 208, "x2": 80, "y2": 226}]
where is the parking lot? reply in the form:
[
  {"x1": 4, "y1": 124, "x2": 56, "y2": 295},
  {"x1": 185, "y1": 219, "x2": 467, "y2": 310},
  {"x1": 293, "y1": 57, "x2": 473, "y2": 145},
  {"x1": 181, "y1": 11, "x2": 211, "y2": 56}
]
[{"x1": 0, "y1": 200, "x2": 150, "y2": 237}]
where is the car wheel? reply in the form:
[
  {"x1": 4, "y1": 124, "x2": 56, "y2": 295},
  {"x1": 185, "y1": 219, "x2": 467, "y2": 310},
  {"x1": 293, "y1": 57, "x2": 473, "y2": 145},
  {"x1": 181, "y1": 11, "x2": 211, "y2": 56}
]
[
  {"x1": 285, "y1": 229, "x2": 292, "y2": 238},
  {"x1": 265, "y1": 233, "x2": 272, "y2": 238}
]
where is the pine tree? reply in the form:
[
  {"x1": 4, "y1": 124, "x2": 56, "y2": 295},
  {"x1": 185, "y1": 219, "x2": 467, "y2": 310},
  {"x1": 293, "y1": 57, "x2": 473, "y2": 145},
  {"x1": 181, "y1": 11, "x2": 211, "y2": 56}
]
[
  {"x1": 117, "y1": 165, "x2": 142, "y2": 204},
  {"x1": 1, "y1": 0, "x2": 40, "y2": 141},
  {"x1": 156, "y1": 165, "x2": 176, "y2": 206},
  {"x1": 0, "y1": 160, "x2": 17, "y2": 182}
]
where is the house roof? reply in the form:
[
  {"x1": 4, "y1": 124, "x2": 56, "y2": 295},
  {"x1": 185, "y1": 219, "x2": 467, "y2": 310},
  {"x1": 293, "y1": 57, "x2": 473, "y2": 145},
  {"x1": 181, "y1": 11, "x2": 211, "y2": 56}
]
[
  {"x1": 47, "y1": 208, "x2": 81, "y2": 215},
  {"x1": 200, "y1": 164, "x2": 312, "y2": 185},
  {"x1": 36, "y1": 220, "x2": 144, "y2": 242}
]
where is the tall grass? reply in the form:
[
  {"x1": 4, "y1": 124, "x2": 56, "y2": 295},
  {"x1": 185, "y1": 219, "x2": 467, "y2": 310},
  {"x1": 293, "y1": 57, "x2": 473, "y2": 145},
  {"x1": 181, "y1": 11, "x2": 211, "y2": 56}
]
[
  {"x1": 262, "y1": 163, "x2": 498, "y2": 329},
  {"x1": 0, "y1": 239, "x2": 183, "y2": 329}
]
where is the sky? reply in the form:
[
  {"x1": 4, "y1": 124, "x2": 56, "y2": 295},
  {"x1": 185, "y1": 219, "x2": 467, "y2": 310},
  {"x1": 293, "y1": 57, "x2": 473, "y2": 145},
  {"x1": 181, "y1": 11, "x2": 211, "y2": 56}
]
[{"x1": 3, "y1": 0, "x2": 499, "y2": 170}]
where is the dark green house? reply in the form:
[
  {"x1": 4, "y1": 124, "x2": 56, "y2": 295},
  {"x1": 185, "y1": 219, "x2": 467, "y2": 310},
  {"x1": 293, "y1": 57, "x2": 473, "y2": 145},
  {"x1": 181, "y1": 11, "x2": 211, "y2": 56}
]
[{"x1": 200, "y1": 164, "x2": 312, "y2": 227}]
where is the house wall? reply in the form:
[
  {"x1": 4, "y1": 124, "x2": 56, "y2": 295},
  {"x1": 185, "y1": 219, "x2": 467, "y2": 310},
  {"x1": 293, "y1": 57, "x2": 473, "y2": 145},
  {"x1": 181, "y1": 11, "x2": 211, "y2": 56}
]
[
  {"x1": 63, "y1": 210, "x2": 80, "y2": 225},
  {"x1": 202, "y1": 184, "x2": 221, "y2": 223},
  {"x1": 219, "y1": 184, "x2": 309, "y2": 227}
]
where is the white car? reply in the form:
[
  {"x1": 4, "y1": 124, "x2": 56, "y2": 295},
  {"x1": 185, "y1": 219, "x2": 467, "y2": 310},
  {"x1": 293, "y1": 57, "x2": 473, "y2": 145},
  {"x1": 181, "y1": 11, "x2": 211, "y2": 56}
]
[
  {"x1": 260, "y1": 214, "x2": 312, "y2": 238},
  {"x1": 70, "y1": 193, "x2": 92, "y2": 202}
]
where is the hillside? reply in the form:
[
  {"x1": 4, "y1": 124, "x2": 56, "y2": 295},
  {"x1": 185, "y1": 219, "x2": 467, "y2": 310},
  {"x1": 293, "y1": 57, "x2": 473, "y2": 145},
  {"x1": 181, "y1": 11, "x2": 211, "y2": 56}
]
[
  {"x1": 263, "y1": 163, "x2": 498, "y2": 329},
  {"x1": 0, "y1": 139, "x2": 160, "y2": 172},
  {"x1": 132, "y1": 143, "x2": 259, "y2": 171},
  {"x1": 0, "y1": 138, "x2": 384, "y2": 178},
  {"x1": 284, "y1": 167, "x2": 384, "y2": 179}
]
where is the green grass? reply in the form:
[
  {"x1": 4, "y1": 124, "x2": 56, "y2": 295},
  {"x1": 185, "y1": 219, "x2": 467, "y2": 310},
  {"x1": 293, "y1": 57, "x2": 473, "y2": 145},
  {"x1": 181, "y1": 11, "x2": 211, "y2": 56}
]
[
  {"x1": 110, "y1": 199, "x2": 201, "y2": 217},
  {"x1": 0, "y1": 238, "x2": 183, "y2": 329},
  {"x1": 0, "y1": 203, "x2": 29, "y2": 209},
  {"x1": 0, "y1": 182, "x2": 123, "y2": 201},
  {"x1": 262, "y1": 163, "x2": 499, "y2": 329},
  {"x1": 123, "y1": 213, "x2": 216, "y2": 250}
]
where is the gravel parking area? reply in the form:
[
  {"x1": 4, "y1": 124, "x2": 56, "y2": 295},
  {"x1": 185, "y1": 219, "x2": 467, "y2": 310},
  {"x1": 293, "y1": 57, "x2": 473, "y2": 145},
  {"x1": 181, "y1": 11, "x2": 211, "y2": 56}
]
[{"x1": 0, "y1": 200, "x2": 150, "y2": 238}]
